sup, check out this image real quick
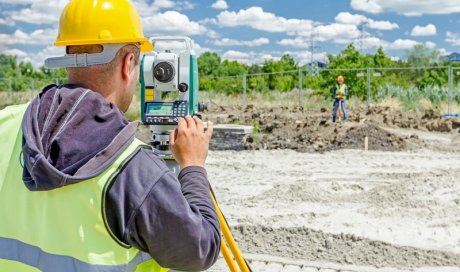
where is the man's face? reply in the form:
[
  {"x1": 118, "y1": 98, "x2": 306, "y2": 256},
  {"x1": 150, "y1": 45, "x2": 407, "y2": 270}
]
[{"x1": 337, "y1": 77, "x2": 344, "y2": 85}]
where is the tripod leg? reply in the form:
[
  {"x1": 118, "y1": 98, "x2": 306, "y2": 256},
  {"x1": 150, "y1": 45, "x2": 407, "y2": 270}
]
[
  {"x1": 221, "y1": 238, "x2": 238, "y2": 272},
  {"x1": 211, "y1": 190, "x2": 251, "y2": 272}
]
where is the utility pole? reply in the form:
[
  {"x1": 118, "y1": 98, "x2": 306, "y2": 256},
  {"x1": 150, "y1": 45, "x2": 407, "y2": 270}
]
[
  {"x1": 358, "y1": 23, "x2": 369, "y2": 54},
  {"x1": 309, "y1": 31, "x2": 321, "y2": 76}
]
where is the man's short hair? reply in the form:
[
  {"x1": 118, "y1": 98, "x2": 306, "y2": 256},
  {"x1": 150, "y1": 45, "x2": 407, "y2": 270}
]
[{"x1": 67, "y1": 44, "x2": 140, "y2": 75}]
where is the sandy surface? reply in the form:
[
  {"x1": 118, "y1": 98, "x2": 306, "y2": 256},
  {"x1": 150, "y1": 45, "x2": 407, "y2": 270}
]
[
  {"x1": 135, "y1": 105, "x2": 460, "y2": 270},
  {"x1": 206, "y1": 144, "x2": 460, "y2": 269}
]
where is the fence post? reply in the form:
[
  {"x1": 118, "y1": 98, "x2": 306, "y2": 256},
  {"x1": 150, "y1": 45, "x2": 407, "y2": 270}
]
[
  {"x1": 448, "y1": 66, "x2": 453, "y2": 115},
  {"x1": 242, "y1": 74, "x2": 247, "y2": 105},
  {"x1": 298, "y1": 69, "x2": 302, "y2": 107},
  {"x1": 31, "y1": 78, "x2": 35, "y2": 98},
  {"x1": 366, "y1": 67, "x2": 371, "y2": 107},
  {"x1": 8, "y1": 78, "x2": 12, "y2": 97}
]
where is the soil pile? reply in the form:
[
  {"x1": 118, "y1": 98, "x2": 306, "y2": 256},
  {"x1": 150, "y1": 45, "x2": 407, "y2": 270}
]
[
  {"x1": 202, "y1": 105, "x2": 458, "y2": 152},
  {"x1": 328, "y1": 124, "x2": 408, "y2": 152}
]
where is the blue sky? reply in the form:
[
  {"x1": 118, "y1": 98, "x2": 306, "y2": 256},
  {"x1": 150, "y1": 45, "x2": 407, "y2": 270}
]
[{"x1": 1, "y1": 0, "x2": 460, "y2": 67}]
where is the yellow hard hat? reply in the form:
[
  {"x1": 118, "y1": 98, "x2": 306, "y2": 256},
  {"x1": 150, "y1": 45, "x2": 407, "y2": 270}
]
[
  {"x1": 337, "y1": 75, "x2": 344, "y2": 81},
  {"x1": 55, "y1": 0, "x2": 153, "y2": 52}
]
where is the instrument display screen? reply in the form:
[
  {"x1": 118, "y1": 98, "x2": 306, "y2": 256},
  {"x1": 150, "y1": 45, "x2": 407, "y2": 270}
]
[{"x1": 146, "y1": 103, "x2": 174, "y2": 115}]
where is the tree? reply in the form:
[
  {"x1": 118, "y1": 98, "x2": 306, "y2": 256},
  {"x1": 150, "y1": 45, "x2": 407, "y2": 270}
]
[
  {"x1": 322, "y1": 43, "x2": 373, "y2": 99},
  {"x1": 197, "y1": 51, "x2": 221, "y2": 77},
  {"x1": 261, "y1": 54, "x2": 298, "y2": 91},
  {"x1": 404, "y1": 45, "x2": 448, "y2": 88},
  {"x1": 405, "y1": 44, "x2": 442, "y2": 67},
  {"x1": 373, "y1": 47, "x2": 392, "y2": 68}
]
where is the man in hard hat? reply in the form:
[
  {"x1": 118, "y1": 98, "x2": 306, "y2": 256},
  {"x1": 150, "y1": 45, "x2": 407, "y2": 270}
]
[
  {"x1": 0, "y1": 1, "x2": 220, "y2": 271},
  {"x1": 332, "y1": 75, "x2": 349, "y2": 122}
]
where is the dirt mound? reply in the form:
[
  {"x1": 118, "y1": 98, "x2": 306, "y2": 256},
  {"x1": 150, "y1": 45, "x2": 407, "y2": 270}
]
[
  {"x1": 202, "y1": 105, "x2": 442, "y2": 152},
  {"x1": 231, "y1": 224, "x2": 460, "y2": 268},
  {"x1": 328, "y1": 124, "x2": 407, "y2": 152}
]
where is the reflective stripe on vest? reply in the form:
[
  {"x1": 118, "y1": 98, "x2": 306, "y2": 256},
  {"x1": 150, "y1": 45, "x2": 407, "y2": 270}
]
[
  {"x1": 0, "y1": 103, "x2": 168, "y2": 272},
  {"x1": 0, "y1": 237, "x2": 153, "y2": 272}
]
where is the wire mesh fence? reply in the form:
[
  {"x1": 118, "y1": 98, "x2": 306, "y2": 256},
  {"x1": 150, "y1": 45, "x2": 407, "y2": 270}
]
[
  {"x1": 200, "y1": 66, "x2": 460, "y2": 114},
  {"x1": 1, "y1": 66, "x2": 460, "y2": 114}
]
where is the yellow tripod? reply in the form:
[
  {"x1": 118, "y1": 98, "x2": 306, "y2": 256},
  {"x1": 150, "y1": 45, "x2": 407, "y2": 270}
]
[{"x1": 210, "y1": 189, "x2": 252, "y2": 272}]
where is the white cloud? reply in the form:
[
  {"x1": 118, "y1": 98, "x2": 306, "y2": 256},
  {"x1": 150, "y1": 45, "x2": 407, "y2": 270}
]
[
  {"x1": 221, "y1": 50, "x2": 287, "y2": 65},
  {"x1": 2, "y1": 45, "x2": 65, "y2": 68},
  {"x1": 133, "y1": 0, "x2": 194, "y2": 14},
  {"x1": 221, "y1": 50, "x2": 251, "y2": 63},
  {"x1": 259, "y1": 54, "x2": 280, "y2": 62},
  {"x1": 192, "y1": 42, "x2": 213, "y2": 55},
  {"x1": 367, "y1": 20, "x2": 399, "y2": 31},
  {"x1": 410, "y1": 24, "x2": 437, "y2": 36},
  {"x1": 6, "y1": 0, "x2": 67, "y2": 25},
  {"x1": 1, "y1": 48, "x2": 27, "y2": 57},
  {"x1": 386, "y1": 39, "x2": 421, "y2": 50},
  {"x1": 152, "y1": 0, "x2": 175, "y2": 9},
  {"x1": 314, "y1": 23, "x2": 360, "y2": 43},
  {"x1": 2, "y1": 0, "x2": 194, "y2": 26},
  {"x1": 425, "y1": 41, "x2": 436, "y2": 49},
  {"x1": 334, "y1": 12, "x2": 367, "y2": 25},
  {"x1": 446, "y1": 31, "x2": 460, "y2": 46},
  {"x1": 222, "y1": 50, "x2": 249, "y2": 59},
  {"x1": 334, "y1": 12, "x2": 398, "y2": 30},
  {"x1": 0, "y1": 17, "x2": 15, "y2": 26},
  {"x1": 216, "y1": 7, "x2": 314, "y2": 34},
  {"x1": 142, "y1": 11, "x2": 208, "y2": 36},
  {"x1": 358, "y1": 36, "x2": 386, "y2": 49},
  {"x1": 278, "y1": 24, "x2": 361, "y2": 47},
  {"x1": 277, "y1": 37, "x2": 310, "y2": 48},
  {"x1": 214, "y1": 37, "x2": 269, "y2": 47},
  {"x1": 280, "y1": 50, "x2": 328, "y2": 65},
  {"x1": 0, "y1": 28, "x2": 57, "y2": 45},
  {"x1": 350, "y1": 0, "x2": 383, "y2": 14},
  {"x1": 211, "y1": 0, "x2": 228, "y2": 10},
  {"x1": 351, "y1": 0, "x2": 460, "y2": 16}
]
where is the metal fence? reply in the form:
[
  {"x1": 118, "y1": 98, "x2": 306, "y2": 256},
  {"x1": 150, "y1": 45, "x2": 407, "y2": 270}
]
[
  {"x1": 200, "y1": 66, "x2": 460, "y2": 114},
  {"x1": 0, "y1": 77, "x2": 67, "y2": 98},
  {"x1": 2, "y1": 66, "x2": 460, "y2": 114}
]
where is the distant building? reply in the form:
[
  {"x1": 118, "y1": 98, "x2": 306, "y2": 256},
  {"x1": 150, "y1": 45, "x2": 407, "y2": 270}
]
[{"x1": 446, "y1": 52, "x2": 460, "y2": 63}]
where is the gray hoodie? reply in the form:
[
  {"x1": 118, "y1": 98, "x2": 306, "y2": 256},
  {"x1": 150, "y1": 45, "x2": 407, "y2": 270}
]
[{"x1": 21, "y1": 84, "x2": 221, "y2": 271}]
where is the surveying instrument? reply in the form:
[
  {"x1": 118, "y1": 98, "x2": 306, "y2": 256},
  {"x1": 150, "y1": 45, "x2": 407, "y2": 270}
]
[{"x1": 140, "y1": 36, "x2": 251, "y2": 272}]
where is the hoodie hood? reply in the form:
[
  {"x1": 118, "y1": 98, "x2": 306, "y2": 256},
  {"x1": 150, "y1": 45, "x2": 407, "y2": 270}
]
[{"x1": 22, "y1": 84, "x2": 138, "y2": 191}]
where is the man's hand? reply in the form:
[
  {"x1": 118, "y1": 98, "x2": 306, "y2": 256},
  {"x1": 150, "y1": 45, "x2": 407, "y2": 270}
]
[{"x1": 169, "y1": 116, "x2": 214, "y2": 169}]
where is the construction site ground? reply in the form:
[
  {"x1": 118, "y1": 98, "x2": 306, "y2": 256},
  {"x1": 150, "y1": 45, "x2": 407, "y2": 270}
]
[
  {"x1": 136, "y1": 103, "x2": 460, "y2": 271},
  {"x1": 183, "y1": 105, "x2": 460, "y2": 272}
]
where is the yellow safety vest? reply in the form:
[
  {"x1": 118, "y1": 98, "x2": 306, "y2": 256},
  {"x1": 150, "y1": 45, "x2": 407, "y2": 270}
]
[
  {"x1": 0, "y1": 103, "x2": 168, "y2": 272},
  {"x1": 336, "y1": 84, "x2": 347, "y2": 100}
]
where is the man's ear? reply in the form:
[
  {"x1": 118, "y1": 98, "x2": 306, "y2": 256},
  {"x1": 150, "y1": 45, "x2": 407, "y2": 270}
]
[{"x1": 121, "y1": 52, "x2": 135, "y2": 80}]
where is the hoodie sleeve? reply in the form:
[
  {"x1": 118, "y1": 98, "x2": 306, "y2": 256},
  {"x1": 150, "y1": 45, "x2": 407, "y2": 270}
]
[{"x1": 104, "y1": 148, "x2": 221, "y2": 271}]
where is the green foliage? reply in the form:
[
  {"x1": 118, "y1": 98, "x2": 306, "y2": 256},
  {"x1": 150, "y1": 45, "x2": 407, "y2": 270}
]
[
  {"x1": 0, "y1": 54, "x2": 67, "y2": 93},
  {"x1": 320, "y1": 44, "x2": 373, "y2": 99},
  {"x1": 374, "y1": 84, "x2": 452, "y2": 110},
  {"x1": 252, "y1": 119, "x2": 260, "y2": 134},
  {"x1": 405, "y1": 44, "x2": 442, "y2": 67},
  {"x1": 1, "y1": 43, "x2": 458, "y2": 111},
  {"x1": 217, "y1": 60, "x2": 248, "y2": 76},
  {"x1": 197, "y1": 52, "x2": 220, "y2": 77},
  {"x1": 248, "y1": 75, "x2": 270, "y2": 93}
]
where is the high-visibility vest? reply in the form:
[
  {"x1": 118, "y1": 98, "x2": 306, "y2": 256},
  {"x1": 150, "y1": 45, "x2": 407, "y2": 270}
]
[
  {"x1": 0, "y1": 103, "x2": 169, "y2": 272},
  {"x1": 335, "y1": 84, "x2": 347, "y2": 100}
]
